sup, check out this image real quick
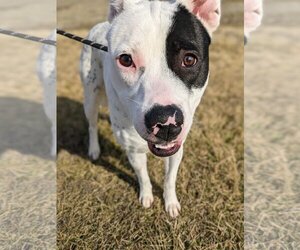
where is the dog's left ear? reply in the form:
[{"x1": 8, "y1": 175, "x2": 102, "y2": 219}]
[
  {"x1": 108, "y1": 0, "x2": 124, "y2": 22},
  {"x1": 108, "y1": 0, "x2": 141, "y2": 22},
  {"x1": 178, "y1": 0, "x2": 221, "y2": 34}
]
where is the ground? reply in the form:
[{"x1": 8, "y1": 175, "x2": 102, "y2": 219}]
[
  {"x1": 245, "y1": 0, "x2": 300, "y2": 248},
  {"x1": 0, "y1": 1, "x2": 56, "y2": 249},
  {"x1": 57, "y1": 0, "x2": 244, "y2": 249}
]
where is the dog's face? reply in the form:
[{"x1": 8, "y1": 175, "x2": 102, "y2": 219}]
[
  {"x1": 244, "y1": 0, "x2": 263, "y2": 43},
  {"x1": 106, "y1": 0, "x2": 220, "y2": 157}
]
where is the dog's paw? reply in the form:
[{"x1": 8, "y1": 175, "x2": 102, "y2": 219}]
[
  {"x1": 165, "y1": 198, "x2": 181, "y2": 218},
  {"x1": 88, "y1": 144, "x2": 101, "y2": 160},
  {"x1": 139, "y1": 192, "x2": 154, "y2": 208}
]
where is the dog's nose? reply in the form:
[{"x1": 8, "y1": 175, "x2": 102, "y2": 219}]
[{"x1": 145, "y1": 104, "x2": 184, "y2": 141}]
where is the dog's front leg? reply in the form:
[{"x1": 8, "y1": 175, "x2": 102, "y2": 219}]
[
  {"x1": 83, "y1": 84, "x2": 101, "y2": 161},
  {"x1": 164, "y1": 147, "x2": 183, "y2": 218},
  {"x1": 51, "y1": 123, "x2": 56, "y2": 157},
  {"x1": 127, "y1": 151, "x2": 153, "y2": 208}
]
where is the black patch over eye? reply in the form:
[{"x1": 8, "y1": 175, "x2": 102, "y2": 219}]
[
  {"x1": 118, "y1": 54, "x2": 133, "y2": 67},
  {"x1": 182, "y1": 53, "x2": 198, "y2": 67},
  {"x1": 166, "y1": 5, "x2": 211, "y2": 89}
]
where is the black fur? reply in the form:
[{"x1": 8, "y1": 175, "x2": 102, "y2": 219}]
[{"x1": 166, "y1": 5, "x2": 211, "y2": 89}]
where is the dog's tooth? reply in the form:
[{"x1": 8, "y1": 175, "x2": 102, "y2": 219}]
[{"x1": 154, "y1": 143, "x2": 175, "y2": 150}]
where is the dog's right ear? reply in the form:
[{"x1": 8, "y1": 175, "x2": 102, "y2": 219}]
[
  {"x1": 244, "y1": 0, "x2": 263, "y2": 37},
  {"x1": 177, "y1": 0, "x2": 221, "y2": 34},
  {"x1": 108, "y1": 0, "x2": 141, "y2": 22}
]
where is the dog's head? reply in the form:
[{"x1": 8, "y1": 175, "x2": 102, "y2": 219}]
[
  {"x1": 244, "y1": 0, "x2": 263, "y2": 43},
  {"x1": 105, "y1": 0, "x2": 220, "y2": 157}
]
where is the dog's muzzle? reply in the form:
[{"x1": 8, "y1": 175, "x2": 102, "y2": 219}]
[{"x1": 144, "y1": 104, "x2": 184, "y2": 157}]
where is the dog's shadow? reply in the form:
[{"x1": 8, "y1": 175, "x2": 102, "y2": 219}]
[
  {"x1": 57, "y1": 96, "x2": 163, "y2": 197},
  {"x1": 0, "y1": 97, "x2": 52, "y2": 159}
]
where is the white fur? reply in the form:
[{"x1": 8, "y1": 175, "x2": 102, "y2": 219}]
[
  {"x1": 37, "y1": 31, "x2": 56, "y2": 157},
  {"x1": 80, "y1": 0, "x2": 219, "y2": 217},
  {"x1": 244, "y1": 0, "x2": 263, "y2": 38}
]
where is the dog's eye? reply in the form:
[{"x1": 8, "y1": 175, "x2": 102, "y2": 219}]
[
  {"x1": 118, "y1": 54, "x2": 133, "y2": 67},
  {"x1": 182, "y1": 53, "x2": 198, "y2": 68}
]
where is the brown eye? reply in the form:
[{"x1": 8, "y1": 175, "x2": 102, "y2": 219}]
[
  {"x1": 119, "y1": 54, "x2": 133, "y2": 67},
  {"x1": 182, "y1": 53, "x2": 198, "y2": 68}
]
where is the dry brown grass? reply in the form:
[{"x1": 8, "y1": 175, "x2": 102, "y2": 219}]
[
  {"x1": 57, "y1": 1, "x2": 244, "y2": 249},
  {"x1": 0, "y1": 1, "x2": 56, "y2": 247},
  {"x1": 244, "y1": 1, "x2": 300, "y2": 248}
]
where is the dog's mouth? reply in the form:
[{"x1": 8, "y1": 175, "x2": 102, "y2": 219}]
[{"x1": 147, "y1": 141, "x2": 181, "y2": 157}]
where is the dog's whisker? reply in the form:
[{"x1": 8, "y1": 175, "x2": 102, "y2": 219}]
[{"x1": 126, "y1": 97, "x2": 147, "y2": 108}]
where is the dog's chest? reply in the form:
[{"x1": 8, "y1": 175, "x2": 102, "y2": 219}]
[
  {"x1": 110, "y1": 107, "x2": 148, "y2": 153},
  {"x1": 105, "y1": 84, "x2": 148, "y2": 153}
]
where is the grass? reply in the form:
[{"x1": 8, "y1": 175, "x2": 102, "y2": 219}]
[
  {"x1": 244, "y1": 1, "x2": 300, "y2": 247},
  {"x1": 57, "y1": 1, "x2": 244, "y2": 249}
]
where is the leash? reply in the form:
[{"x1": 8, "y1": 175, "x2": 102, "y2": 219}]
[
  {"x1": 56, "y1": 29, "x2": 108, "y2": 52},
  {"x1": 0, "y1": 28, "x2": 108, "y2": 51},
  {"x1": 0, "y1": 28, "x2": 56, "y2": 46}
]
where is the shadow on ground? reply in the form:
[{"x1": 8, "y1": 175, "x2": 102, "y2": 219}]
[
  {"x1": 57, "y1": 96, "x2": 163, "y2": 196},
  {"x1": 0, "y1": 97, "x2": 56, "y2": 249},
  {"x1": 0, "y1": 97, "x2": 52, "y2": 159}
]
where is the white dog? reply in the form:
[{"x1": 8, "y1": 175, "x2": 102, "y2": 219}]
[
  {"x1": 37, "y1": 31, "x2": 56, "y2": 157},
  {"x1": 80, "y1": 0, "x2": 221, "y2": 217}
]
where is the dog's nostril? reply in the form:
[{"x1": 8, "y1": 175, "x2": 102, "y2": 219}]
[
  {"x1": 176, "y1": 118, "x2": 183, "y2": 126},
  {"x1": 157, "y1": 124, "x2": 163, "y2": 129}
]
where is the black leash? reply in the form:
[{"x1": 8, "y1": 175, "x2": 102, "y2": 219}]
[
  {"x1": 0, "y1": 28, "x2": 56, "y2": 46},
  {"x1": 0, "y1": 28, "x2": 108, "y2": 51},
  {"x1": 56, "y1": 29, "x2": 108, "y2": 52}
]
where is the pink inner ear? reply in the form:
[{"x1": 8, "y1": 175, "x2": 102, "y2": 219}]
[
  {"x1": 244, "y1": 0, "x2": 262, "y2": 34},
  {"x1": 192, "y1": 0, "x2": 220, "y2": 30}
]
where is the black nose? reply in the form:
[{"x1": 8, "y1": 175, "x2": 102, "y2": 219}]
[{"x1": 145, "y1": 104, "x2": 184, "y2": 142}]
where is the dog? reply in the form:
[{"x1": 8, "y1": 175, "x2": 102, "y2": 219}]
[
  {"x1": 37, "y1": 30, "x2": 56, "y2": 157},
  {"x1": 80, "y1": 0, "x2": 221, "y2": 217},
  {"x1": 244, "y1": 0, "x2": 263, "y2": 43}
]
